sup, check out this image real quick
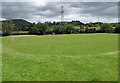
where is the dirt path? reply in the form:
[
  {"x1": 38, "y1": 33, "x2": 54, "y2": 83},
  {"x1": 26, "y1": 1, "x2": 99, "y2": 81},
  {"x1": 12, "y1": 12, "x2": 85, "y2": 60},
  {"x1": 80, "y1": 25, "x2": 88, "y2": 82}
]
[{"x1": 11, "y1": 35, "x2": 37, "y2": 37}]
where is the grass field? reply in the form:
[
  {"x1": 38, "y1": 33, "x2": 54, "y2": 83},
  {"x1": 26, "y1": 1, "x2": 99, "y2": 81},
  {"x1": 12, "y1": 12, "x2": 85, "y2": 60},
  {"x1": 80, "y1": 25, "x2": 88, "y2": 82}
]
[{"x1": 2, "y1": 33, "x2": 119, "y2": 81}]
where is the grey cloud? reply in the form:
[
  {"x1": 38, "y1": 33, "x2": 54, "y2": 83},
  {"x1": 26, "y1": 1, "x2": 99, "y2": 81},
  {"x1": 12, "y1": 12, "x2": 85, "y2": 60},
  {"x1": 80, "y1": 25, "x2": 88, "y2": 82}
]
[
  {"x1": 1, "y1": 2, "x2": 118, "y2": 23},
  {"x1": 2, "y1": 2, "x2": 37, "y2": 19},
  {"x1": 70, "y1": 2, "x2": 118, "y2": 17}
]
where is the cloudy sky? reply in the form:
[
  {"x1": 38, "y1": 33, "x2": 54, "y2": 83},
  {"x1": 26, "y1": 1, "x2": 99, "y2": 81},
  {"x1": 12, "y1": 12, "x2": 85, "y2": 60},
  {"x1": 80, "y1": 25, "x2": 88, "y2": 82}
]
[{"x1": 1, "y1": 1, "x2": 119, "y2": 23}]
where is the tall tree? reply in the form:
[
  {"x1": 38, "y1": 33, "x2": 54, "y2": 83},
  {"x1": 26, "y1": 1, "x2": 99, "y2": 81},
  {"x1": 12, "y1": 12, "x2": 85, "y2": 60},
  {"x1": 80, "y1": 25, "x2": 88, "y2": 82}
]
[{"x1": 2, "y1": 20, "x2": 14, "y2": 36}]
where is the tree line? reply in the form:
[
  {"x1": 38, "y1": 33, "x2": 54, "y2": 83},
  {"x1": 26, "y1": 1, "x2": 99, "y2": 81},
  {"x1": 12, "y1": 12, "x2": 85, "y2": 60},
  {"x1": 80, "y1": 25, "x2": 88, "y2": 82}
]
[{"x1": 1, "y1": 20, "x2": 120, "y2": 36}]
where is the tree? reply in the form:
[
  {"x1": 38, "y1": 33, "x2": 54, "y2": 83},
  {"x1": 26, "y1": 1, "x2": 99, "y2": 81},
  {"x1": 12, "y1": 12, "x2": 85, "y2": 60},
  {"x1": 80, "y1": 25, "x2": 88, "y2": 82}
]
[
  {"x1": 100, "y1": 23, "x2": 113, "y2": 33},
  {"x1": 2, "y1": 20, "x2": 14, "y2": 36},
  {"x1": 87, "y1": 22, "x2": 94, "y2": 27},
  {"x1": 65, "y1": 24, "x2": 75, "y2": 34},
  {"x1": 29, "y1": 23, "x2": 48, "y2": 35},
  {"x1": 53, "y1": 21, "x2": 56, "y2": 25},
  {"x1": 94, "y1": 24, "x2": 100, "y2": 27},
  {"x1": 80, "y1": 25, "x2": 84, "y2": 28},
  {"x1": 71, "y1": 20, "x2": 84, "y2": 26},
  {"x1": 52, "y1": 25, "x2": 66, "y2": 34},
  {"x1": 29, "y1": 26, "x2": 39, "y2": 34},
  {"x1": 114, "y1": 24, "x2": 120, "y2": 33},
  {"x1": 85, "y1": 27, "x2": 89, "y2": 33},
  {"x1": 80, "y1": 26, "x2": 85, "y2": 33},
  {"x1": 74, "y1": 28, "x2": 80, "y2": 34},
  {"x1": 38, "y1": 23, "x2": 48, "y2": 34},
  {"x1": 46, "y1": 26, "x2": 53, "y2": 34},
  {"x1": 0, "y1": 21, "x2": 2, "y2": 36}
]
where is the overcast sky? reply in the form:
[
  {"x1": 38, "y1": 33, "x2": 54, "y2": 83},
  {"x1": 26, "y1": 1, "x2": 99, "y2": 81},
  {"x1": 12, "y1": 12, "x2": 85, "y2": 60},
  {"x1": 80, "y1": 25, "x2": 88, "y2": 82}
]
[{"x1": 1, "y1": 1, "x2": 119, "y2": 23}]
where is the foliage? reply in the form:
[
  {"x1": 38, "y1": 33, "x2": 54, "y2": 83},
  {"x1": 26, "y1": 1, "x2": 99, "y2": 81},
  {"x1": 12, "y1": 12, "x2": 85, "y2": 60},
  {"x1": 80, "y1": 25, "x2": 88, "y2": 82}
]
[
  {"x1": 100, "y1": 23, "x2": 113, "y2": 33},
  {"x1": 52, "y1": 25, "x2": 66, "y2": 34},
  {"x1": 86, "y1": 22, "x2": 94, "y2": 27},
  {"x1": 114, "y1": 24, "x2": 120, "y2": 33},
  {"x1": 71, "y1": 20, "x2": 84, "y2": 26},
  {"x1": 65, "y1": 24, "x2": 75, "y2": 34},
  {"x1": 1, "y1": 19, "x2": 119, "y2": 36},
  {"x1": 94, "y1": 24, "x2": 100, "y2": 27},
  {"x1": 29, "y1": 23, "x2": 48, "y2": 35},
  {"x1": 2, "y1": 20, "x2": 14, "y2": 36},
  {"x1": 85, "y1": 27, "x2": 96, "y2": 33},
  {"x1": 80, "y1": 26, "x2": 85, "y2": 33}
]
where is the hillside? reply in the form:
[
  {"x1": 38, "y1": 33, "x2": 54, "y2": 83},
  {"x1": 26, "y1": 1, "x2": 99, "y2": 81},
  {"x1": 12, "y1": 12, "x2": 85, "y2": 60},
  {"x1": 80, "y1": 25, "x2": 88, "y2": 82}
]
[{"x1": 11, "y1": 19, "x2": 32, "y2": 25}]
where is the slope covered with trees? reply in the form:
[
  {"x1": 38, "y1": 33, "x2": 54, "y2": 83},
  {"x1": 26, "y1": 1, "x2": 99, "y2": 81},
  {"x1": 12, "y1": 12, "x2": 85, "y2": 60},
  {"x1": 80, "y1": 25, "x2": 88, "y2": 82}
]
[{"x1": 1, "y1": 19, "x2": 120, "y2": 36}]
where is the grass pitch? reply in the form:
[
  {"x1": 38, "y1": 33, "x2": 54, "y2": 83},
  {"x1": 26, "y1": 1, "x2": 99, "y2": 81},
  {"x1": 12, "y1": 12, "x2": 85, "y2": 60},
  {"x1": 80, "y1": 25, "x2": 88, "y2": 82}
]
[{"x1": 2, "y1": 33, "x2": 118, "y2": 81}]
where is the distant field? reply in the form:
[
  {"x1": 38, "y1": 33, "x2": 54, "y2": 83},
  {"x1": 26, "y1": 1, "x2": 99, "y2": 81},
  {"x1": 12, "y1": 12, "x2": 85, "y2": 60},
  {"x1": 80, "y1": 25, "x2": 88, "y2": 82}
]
[
  {"x1": 88, "y1": 27, "x2": 100, "y2": 30},
  {"x1": 74, "y1": 26, "x2": 115, "y2": 31},
  {"x1": 2, "y1": 33, "x2": 119, "y2": 81}
]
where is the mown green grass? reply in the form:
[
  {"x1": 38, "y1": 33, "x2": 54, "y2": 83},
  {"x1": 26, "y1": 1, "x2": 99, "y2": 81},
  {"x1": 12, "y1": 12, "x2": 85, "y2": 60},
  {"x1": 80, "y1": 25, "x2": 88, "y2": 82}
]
[
  {"x1": 0, "y1": 38, "x2": 2, "y2": 82},
  {"x1": 2, "y1": 33, "x2": 118, "y2": 81}
]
